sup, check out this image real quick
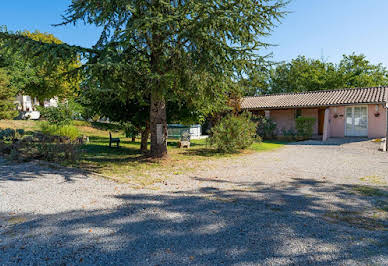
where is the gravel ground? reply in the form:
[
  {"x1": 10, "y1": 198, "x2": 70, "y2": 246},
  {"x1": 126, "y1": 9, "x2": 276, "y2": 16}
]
[{"x1": 1, "y1": 139, "x2": 387, "y2": 265}]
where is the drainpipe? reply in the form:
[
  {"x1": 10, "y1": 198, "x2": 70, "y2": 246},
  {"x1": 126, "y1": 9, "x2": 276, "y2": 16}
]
[{"x1": 322, "y1": 108, "x2": 330, "y2": 141}]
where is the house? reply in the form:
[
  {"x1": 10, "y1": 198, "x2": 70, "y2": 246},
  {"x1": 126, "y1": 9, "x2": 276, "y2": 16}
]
[
  {"x1": 15, "y1": 95, "x2": 58, "y2": 112},
  {"x1": 241, "y1": 86, "x2": 388, "y2": 140}
]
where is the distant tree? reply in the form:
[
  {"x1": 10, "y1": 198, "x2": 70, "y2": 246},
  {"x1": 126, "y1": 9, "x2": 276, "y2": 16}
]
[
  {"x1": 0, "y1": 31, "x2": 81, "y2": 105},
  {"x1": 338, "y1": 53, "x2": 388, "y2": 88},
  {"x1": 267, "y1": 56, "x2": 341, "y2": 94},
  {"x1": 258, "y1": 54, "x2": 388, "y2": 95},
  {"x1": 0, "y1": 68, "x2": 18, "y2": 119}
]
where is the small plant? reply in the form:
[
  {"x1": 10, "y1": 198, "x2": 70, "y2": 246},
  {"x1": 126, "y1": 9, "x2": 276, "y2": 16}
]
[
  {"x1": 252, "y1": 116, "x2": 277, "y2": 139},
  {"x1": 295, "y1": 117, "x2": 316, "y2": 139},
  {"x1": 280, "y1": 128, "x2": 296, "y2": 141},
  {"x1": 210, "y1": 112, "x2": 257, "y2": 153}
]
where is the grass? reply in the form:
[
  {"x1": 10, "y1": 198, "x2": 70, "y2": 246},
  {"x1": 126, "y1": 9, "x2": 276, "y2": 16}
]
[
  {"x1": 359, "y1": 175, "x2": 387, "y2": 185},
  {"x1": 324, "y1": 210, "x2": 387, "y2": 231},
  {"x1": 0, "y1": 120, "x2": 285, "y2": 186},
  {"x1": 352, "y1": 185, "x2": 388, "y2": 197}
]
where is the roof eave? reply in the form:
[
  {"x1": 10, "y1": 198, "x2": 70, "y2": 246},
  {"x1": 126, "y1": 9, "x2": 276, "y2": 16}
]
[{"x1": 242, "y1": 101, "x2": 387, "y2": 110}]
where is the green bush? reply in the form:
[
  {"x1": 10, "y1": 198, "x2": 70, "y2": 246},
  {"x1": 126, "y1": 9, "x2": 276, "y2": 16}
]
[
  {"x1": 0, "y1": 128, "x2": 25, "y2": 142},
  {"x1": 122, "y1": 123, "x2": 139, "y2": 140},
  {"x1": 39, "y1": 122, "x2": 80, "y2": 141},
  {"x1": 38, "y1": 101, "x2": 82, "y2": 126},
  {"x1": 295, "y1": 117, "x2": 316, "y2": 139},
  {"x1": 252, "y1": 116, "x2": 277, "y2": 139},
  {"x1": 210, "y1": 112, "x2": 257, "y2": 153}
]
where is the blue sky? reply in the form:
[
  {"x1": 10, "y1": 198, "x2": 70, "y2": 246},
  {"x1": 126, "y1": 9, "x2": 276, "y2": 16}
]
[{"x1": 1, "y1": 0, "x2": 388, "y2": 67}]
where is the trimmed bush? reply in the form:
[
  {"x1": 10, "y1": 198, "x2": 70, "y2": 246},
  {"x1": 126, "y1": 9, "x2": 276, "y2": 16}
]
[
  {"x1": 295, "y1": 117, "x2": 316, "y2": 139},
  {"x1": 210, "y1": 112, "x2": 257, "y2": 153}
]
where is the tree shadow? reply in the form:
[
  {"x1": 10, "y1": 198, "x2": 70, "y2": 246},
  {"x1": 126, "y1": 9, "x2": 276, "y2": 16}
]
[
  {"x1": 0, "y1": 160, "x2": 88, "y2": 183},
  {"x1": 1, "y1": 177, "x2": 387, "y2": 264}
]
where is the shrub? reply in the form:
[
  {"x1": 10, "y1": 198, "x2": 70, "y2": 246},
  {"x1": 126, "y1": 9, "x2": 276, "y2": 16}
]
[
  {"x1": 210, "y1": 112, "x2": 257, "y2": 153},
  {"x1": 252, "y1": 116, "x2": 277, "y2": 139},
  {"x1": 39, "y1": 122, "x2": 80, "y2": 141},
  {"x1": 123, "y1": 123, "x2": 139, "y2": 140},
  {"x1": 38, "y1": 101, "x2": 82, "y2": 126},
  {"x1": 295, "y1": 117, "x2": 316, "y2": 139},
  {"x1": 0, "y1": 128, "x2": 25, "y2": 142}
]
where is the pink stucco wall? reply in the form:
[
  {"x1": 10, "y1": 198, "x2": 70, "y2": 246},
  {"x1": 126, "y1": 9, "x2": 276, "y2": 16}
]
[
  {"x1": 270, "y1": 109, "x2": 296, "y2": 135},
  {"x1": 328, "y1": 104, "x2": 386, "y2": 138},
  {"x1": 270, "y1": 108, "x2": 318, "y2": 135},
  {"x1": 368, "y1": 104, "x2": 386, "y2": 138},
  {"x1": 329, "y1": 106, "x2": 345, "y2": 137},
  {"x1": 266, "y1": 104, "x2": 386, "y2": 138}
]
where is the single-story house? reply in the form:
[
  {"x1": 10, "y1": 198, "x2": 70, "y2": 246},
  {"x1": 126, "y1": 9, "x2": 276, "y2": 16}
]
[{"x1": 241, "y1": 86, "x2": 388, "y2": 140}]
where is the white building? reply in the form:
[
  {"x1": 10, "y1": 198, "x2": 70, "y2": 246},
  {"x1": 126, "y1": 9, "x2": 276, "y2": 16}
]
[{"x1": 15, "y1": 95, "x2": 58, "y2": 112}]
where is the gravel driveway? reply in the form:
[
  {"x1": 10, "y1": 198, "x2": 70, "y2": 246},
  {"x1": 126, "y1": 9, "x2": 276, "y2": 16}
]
[{"x1": 1, "y1": 139, "x2": 387, "y2": 265}]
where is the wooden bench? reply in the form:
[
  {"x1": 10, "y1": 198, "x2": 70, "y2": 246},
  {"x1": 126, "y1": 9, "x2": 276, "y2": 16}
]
[{"x1": 109, "y1": 132, "x2": 120, "y2": 148}]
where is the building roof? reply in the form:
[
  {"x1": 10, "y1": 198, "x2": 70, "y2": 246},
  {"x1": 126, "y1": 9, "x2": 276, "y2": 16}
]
[{"x1": 241, "y1": 87, "x2": 388, "y2": 110}]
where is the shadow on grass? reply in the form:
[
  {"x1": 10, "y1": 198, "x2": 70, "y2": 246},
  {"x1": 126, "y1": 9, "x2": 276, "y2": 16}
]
[
  {"x1": 90, "y1": 121, "x2": 123, "y2": 132},
  {"x1": 1, "y1": 177, "x2": 387, "y2": 264}
]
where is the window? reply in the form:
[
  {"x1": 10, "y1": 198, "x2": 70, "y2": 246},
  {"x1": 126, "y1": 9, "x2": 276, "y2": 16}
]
[{"x1": 295, "y1": 109, "x2": 302, "y2": 118}]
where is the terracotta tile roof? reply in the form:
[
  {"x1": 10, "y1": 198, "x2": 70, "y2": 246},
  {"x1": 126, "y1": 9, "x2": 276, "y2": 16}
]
[{"x1": 241, "y1": 87, "x2": 388, "y2": 110}]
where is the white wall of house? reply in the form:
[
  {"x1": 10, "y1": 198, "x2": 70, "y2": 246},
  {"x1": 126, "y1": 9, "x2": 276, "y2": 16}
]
[{"x1": 15, "y1": 95, "x2": 58, "y2": 111}]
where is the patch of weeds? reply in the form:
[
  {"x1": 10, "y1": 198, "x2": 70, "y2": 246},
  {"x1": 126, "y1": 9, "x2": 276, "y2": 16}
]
[
  {"x1": 7, "y1": 217, "x2": 26, "y2": 225},
  {"x1": 376, "y1": 200, "x2": 388, "y2": 212},
  {"x1": 324, "y1": 211, "x2": 387, "y2": 231},
  {"x1": 352, "y1": 185, "x2": 388, "y2": 197},
  {"x1": 359, "y1": 175, "x2": 387, "y2": 185},
  {"x1": 203, "y1": 194, "x2": 237, "y2": 203}
]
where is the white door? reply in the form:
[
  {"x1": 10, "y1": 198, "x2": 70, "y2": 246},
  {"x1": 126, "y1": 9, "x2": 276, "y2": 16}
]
[{"x1": 345, "y1": 106, "x2": 368, "y2": 136}]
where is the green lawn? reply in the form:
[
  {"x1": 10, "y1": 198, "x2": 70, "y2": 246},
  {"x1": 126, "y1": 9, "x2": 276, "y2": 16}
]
[{"x1": 0, "y1": 120, "x2": 285, "y2": 186}]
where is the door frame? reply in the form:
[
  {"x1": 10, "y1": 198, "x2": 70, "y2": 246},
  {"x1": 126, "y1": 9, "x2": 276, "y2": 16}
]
[
  {"x1": 318, "y1": 109, "x2": 325, "y2": 135},
  {"x1": 344, "y1": 105, "x2": 368, "y2": 137}
]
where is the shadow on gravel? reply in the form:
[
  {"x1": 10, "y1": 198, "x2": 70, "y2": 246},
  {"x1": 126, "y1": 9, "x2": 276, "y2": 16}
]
[
  {"x1": 1, "y1": 178, "x2": 387, "y2": 264},
  {"x1": 0, "y1": 161, "x2": 88, "y2": 183}
]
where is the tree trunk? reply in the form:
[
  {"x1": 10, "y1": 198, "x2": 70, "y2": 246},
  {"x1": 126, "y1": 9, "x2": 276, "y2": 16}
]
[
  {"x1": 140, "y1": 121, "x2": 150, "y2": 153},
  {"x1": 131, "y1": 136, "x2": 136, "y2": 142},
  {"x1": 150, "y1": 90, "x2": 167, "y2": 158}
]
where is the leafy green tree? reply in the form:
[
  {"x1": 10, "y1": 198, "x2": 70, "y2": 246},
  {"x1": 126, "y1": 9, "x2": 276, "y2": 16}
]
[
  {"x1": 0, "y1": 68, "x2": 18, "y2": 119},
  {"x1": 267, "y1": 56, "x2": 341, "y2": 94},
  {"x1": 338, "y1": 53, "x2": 388, "y2": 88},
  {"x1": 259, "y1": 54, "x2": 388, "y2": 95},
  {"x1": 0, "y1": 30, "x2": 81, "y2": 105},
  {"x1": 0, "y1": 0, "x2": 287, "y2": 157}
]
